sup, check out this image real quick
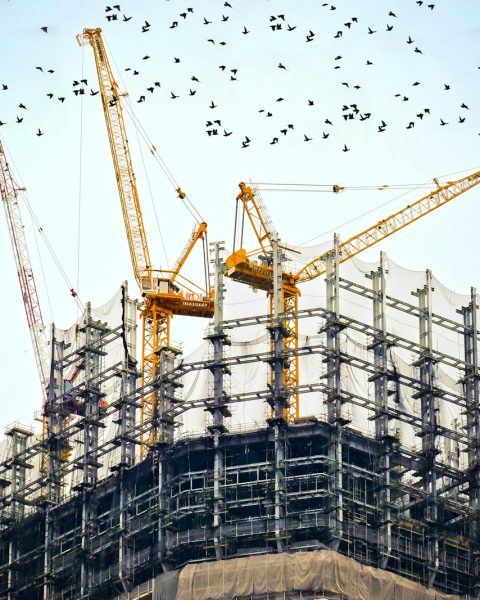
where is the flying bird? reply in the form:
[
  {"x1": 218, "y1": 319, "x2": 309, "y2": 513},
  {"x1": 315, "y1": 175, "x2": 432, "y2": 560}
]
[
  {"x1": 170, "y1": 92, "x2": 179, "y2": 99},
  {"x1": 223, "y1": 129, "x2": 232, "y2": 136},
  {"x1": 304, "y1": 134, "x2": 312, "y2": 141},
  {"x1": 367, "y1": 27, "x2": 376, "y2": 34},
  {"x1": 16, "y1": 116, "x2": 23, "y2": 123},
  {"x1": 342, "y1": 144, "x2": 350, "y2": 152},
  {"x1": 242, "y1": 26, "x2": 250, "y2": 34},
  {"x1": 36, "y1": 128, "x2": 44, "y2": 137},
  {"x1": 322, "y1": 132, "x2": 329, "y2": 139},
  {"x1": 123, "y1": 14, "x2": 132, "y2": 21},
  {"x1": 440, "y1": 118, "x2": 448, "y2": 126},
  {"x1": 278, "y1": 62, "x2": 287, "y2": 70},
  {"x1": 210, "y1": 100, "x2": 217, "y2": 109},
  {"x1": 40, "y1": 26, "x2": 48, "y2": 33}
]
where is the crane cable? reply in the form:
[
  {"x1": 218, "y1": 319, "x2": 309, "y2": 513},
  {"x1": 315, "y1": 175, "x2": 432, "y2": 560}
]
[
  {"x1": 105, "y1": 39, "x2": 205, "y2": 227},
  {"x1": 3, "y1": 139, "x2": 84, "y2": 311},
  {"x1": 253, "y1": 165, "x2": 480, "y2": 194},
  {"x1": 76, "y1": 44, "x2": 85, "y2": 317}
]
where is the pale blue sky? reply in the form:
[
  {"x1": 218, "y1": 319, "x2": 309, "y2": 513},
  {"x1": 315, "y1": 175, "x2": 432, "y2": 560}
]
[{"x1": 0, "y1": 0, "x2": 479, "y2": 428}]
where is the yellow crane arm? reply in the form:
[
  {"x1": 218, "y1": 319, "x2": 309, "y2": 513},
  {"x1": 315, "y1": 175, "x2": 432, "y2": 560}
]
[
  {"x1": 294, "y1": 170, "x2": 480, "y2": 284},
  {"x1": 171, "y1": 221, "x2": 207, "y2": 283},
  {"x1": 77, "y1": 28, "x2": 151, "y2": 287},
  {"x1": 236, "y1": 182, "x2": 276, "y2": 254}
]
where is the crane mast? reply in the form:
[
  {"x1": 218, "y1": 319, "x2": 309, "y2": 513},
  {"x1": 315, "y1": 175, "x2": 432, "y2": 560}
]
[
  {"x1": 226, "y1": 168, "x2": 480, "y2": 422},
  {"x1": 77, "y1": 28, "x2": 151, "y2": 287},
  {"x1": 0, "y1": 139, "x2": 49, "y2": 397},
  {"x1": 79, "y1": 28, "x2": 214, "y2": 447}
]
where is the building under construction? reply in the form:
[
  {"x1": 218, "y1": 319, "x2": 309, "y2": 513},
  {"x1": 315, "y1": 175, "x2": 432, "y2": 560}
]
[
  {"x1": 1, "y1": 26, "x2": 480, "y2": 600},
  {"x1": 0, "y1": 239, "x2": 480, "y2": 599}
]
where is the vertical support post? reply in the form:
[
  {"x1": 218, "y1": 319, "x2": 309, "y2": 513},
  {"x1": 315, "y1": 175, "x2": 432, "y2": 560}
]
[
  {"x1": 206, "y1": 242, "x2": 230, "y2": 559},
  {"x1": 78, "y1": 302, "x2": 106, "y2": 598},
  {"x1": 43, "y1": 327, "x2": 67, "y2": 600},
  {"x1": 116, "y1": 283, "x2": 138, "y2": 590},
  {"x1": 369, "y1": 252, "x2": 394, "y2": 567},
  {"x1": 460, "y1": 288, "x2": 480, "y2": 595},
  {"x1": 156, "y1": 346, "x2": 180, "y2": 570},
  {"x1": 324, "y1": 234, "x2": 345, "y2": 548},
  {"x1": 414, "y1": 270, "x2": 438, "y2": 586},
  {"x1": 5, "y1": 424, "x2": 33, "y2": 600},
  {"x1": 266, "y1": 234, "x2": 287, "y2": 552}
]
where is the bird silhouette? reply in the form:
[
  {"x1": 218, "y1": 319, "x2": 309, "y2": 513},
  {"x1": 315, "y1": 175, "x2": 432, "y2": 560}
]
[
  {"x1": 210, "y1": 100, "x2": 217, "y2": 109},
  {"x1": 407, "y1": 36, "x2": 414, "y2": 44},
  {"x1": 174, "y1": 57, "x2": 180, "y2": 63},
  {"x1": 189, "y1": 89, "x2": 196, "y2": 96},
  {"x1": 406, "y1": 122, "x2": 414, "y2": 129},
  {"x1": 1, "y1": 84, "x2": 8, "y2": 90},
  {"x1": 278, "y1": 63, "x2": 287, "y2": 70},
  {"x1": 16, "y1": 116, "x2": 23, "y2": 123},
  {"x1": 270, "y1": 137, "x2": 279, "y2": 145},
  {"x1": 386, "y1": 24, "x2": 393, "y2": 31},
  {"x1": 388, "y1": 11, "x2": 397, "y2": 17},
  {"x1": 322, "y1": 132, "x2": 329, "y2": 139},
  {"x1": 368, "y1": 27, "x2": 376, "y2": 34},
  {"x1": 0, "y1": 121, "x2": 6, "y2": 126},
  {"x1": 308, "y1": 100, "x2": 314, "y2": 106},
  {"x1": 170, "y1": 92, "x2": 179, "y2": 99},
  {"x1": 204, "y1": 18, "x2": 212, "y2": 25},
  {"x1": 242, "y1": 26, "x2": 250, "y2": 34},
  {"x1": 304, "y1": 134, "x2": 312, "y2": 141},
  {"x1": 440, "y1": 118, "x2": 448, "y2": 126},
  {"x1": 36, "y1": 128, "x2": 44, "y2": 136},
  {"x1": 412, "y1": 81, "x2": 420, "y2": 86},
  {"x1": 366, "y1": 60, "x2": 373, "y2": 65},
  {"x1": 414, "y1": 47, "x2": 423, "y2": 54},
  {"x1": 461, "y1": 103, "x2": 469, "y2": 110},
  {"x1": 123, "y1": 14, "x2": 132, "y2": 21},
  {"x1": 222, "y1": 15, "x2": 229, "y2": 21},
  {"x1": 19, "y1": 103, "x2": 27, "y2": 110},
  {"x1": 458, "y1": 116, "x2": 465, "y2": 123},
  {"x1": 40, "y1": 26, "x2": 48, "y2": 33},
  {"x1": 36, "y1": 66, "x2": 43, "y2": 72},
  {"x1": 170, "y1": 21, "x2": 178, "y2": 29},
  {"x1": 342, "y1": 144, "x2": 350, "y2": 152},
  {"x1": 444, "y1": 83, "x2": 450, "y2": 90},
  {"x1": 223, "y1": 129, "x2": 232, "y2": 136},
  {"x1": 142, "y1": 55, "x2": 150, "y2": 60},
  {"x1": 287, "y1": 24, "x2": 296, "y2": 31},
  {"x1": 137, "y1": 95, "x2": 145, "y2": 103}
]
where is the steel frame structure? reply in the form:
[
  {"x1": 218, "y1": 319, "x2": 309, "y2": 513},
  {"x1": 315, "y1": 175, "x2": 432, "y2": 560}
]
[{"x1": 0, "y1": 248, "x2": 479, "y2": 599}]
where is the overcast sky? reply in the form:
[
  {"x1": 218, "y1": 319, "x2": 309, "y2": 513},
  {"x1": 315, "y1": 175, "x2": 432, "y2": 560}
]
[{"x1": 0, "y1": 0, "x2": 479, "y2": 429}]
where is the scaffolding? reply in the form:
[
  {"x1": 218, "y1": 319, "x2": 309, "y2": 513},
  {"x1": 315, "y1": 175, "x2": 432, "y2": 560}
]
[{"x1": 0, "y1": 247, "x2": 479, "y2": 599}]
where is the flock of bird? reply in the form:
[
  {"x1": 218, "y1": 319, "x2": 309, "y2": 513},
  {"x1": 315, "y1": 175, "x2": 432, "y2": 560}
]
[{"x1": 0, "y1": 1, "x2": 477, "y2": 153}]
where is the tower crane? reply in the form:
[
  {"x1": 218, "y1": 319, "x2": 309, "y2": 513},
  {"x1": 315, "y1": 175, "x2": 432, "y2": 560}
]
[
  {"x1": 0, "y1": 138, "x2": 50, "y2": 399},
  {"x1": 77, "y1": 28, "x2": 214, "y2": 446},
  {"x1": 226, "y1": 170, "x2": 480, "y2": 422}
]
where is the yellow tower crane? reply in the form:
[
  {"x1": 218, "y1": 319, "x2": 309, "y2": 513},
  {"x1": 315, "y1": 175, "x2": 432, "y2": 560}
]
[
  {"x1": 77, "y1": 28, "x2": 214, "y2": 446},
  {"x1": 226, "y1": 170, "x2": 480, "y2": 422}
]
